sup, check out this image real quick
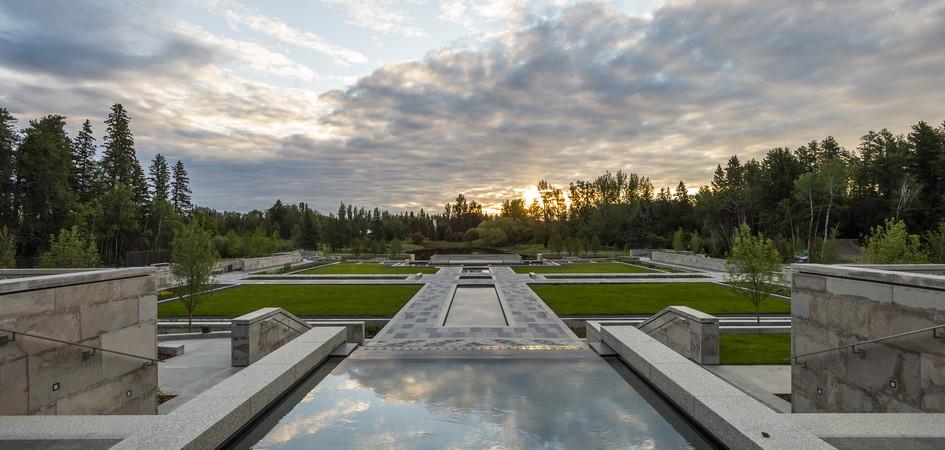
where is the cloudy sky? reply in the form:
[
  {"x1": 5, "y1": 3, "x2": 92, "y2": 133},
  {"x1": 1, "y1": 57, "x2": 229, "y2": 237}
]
[{"x1": 1, "y1": 0, "x2": 944, "y2": 213}]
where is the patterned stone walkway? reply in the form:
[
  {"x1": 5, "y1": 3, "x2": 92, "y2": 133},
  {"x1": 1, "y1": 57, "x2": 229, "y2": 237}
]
[{"x1": 366, "y1": 267, "x2": 585, "y2": 350}]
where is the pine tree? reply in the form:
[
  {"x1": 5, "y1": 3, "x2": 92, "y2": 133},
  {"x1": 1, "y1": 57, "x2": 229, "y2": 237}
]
[
  {"x1": 0, "y1": 108, "x2": 17, "y2": 230},
  {"x1": 101, "y1": 103, "x2": 141, "y2": 188},
  {"x1": 15, "y1": 116, "x2": 74, "y2": 258},
  {"x1": 72, "y1": 119, "x2": 99, "y2": 202},
  {"x1": 148, "y1": 153, "x2": 170, "y2": 202},
  {"x1": 172, "y1": 160, "x2": 192, "y2": 214}
]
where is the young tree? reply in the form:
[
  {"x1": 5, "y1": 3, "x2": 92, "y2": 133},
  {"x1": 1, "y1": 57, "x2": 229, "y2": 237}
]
[
  {"x1": 171, "y1": 222, "x2": 218, "y2": 331},
  {"x1": 72, "y1": 119, "x2": 100, "y2": 203},
  {"x1": 726, "y1": 225, "x2": 782, "y2": 324},
  {"x1": 40, "y1": 226, "x2": 101, "y2": 268},
  {"x1": 860, "y1": 219, "x2": 928, "y2": 264},
  {"x1": 171, "y1": 160, "x2": 192, "y2": 214},
  {"x1": 671, "y1": 227, "x2": 686, "y2": 251},
  {"x1": 548, "y1": 232, "x2": 564, "y2": 254},
  {"x1": 690, "y1": 231, "x2": 704, "y2": 255},
  {"x1": 389, "y1": 237, "x2": 403, "y2": 257},
  {"x1": 148, "y1": 153, "x2": 171, "y2": 202},
  {"x1": 925, "y1": 221, "x2": 945, "y2": 264},
  {"x1": 0, "y1": 227, "x2": 15, "y2": 268}
]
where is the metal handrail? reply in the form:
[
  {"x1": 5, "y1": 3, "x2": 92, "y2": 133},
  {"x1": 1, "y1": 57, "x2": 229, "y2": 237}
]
[
  {"x1": 0, "y1": 326, "x2": 160, "y2": 364},
  {"x1": 793, "y1": 323, "x2": 945, "y2": 363},
  {"x1": 269, "y1": 316, "x2": 311, "y2": 335},
  {"x1": 641, "y1": 316, "x2": 683, "y2": 335},
  {"x1": 637, "y1": 308, "x2": 677, "y2": 330}
]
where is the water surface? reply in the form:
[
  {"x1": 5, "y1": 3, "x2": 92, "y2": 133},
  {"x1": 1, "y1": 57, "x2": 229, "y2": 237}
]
[{"x1": 233, "y1": 353, "x2": 716, "y2": 449}]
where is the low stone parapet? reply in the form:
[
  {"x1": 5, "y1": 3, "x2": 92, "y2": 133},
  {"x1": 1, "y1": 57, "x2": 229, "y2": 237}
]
[
  {"x1": 231, "y1": 307, "x2": 312, "y2": 367},
  {"x1": 637, "y1": 306, "x2": 720, "y2": 365},
  {"x1": 601, "y1": 325, "x2": 832, "y2": 449}
]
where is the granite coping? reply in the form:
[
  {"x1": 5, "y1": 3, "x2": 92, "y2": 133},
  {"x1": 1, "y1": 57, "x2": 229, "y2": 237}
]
[
  {"x1": 600, "y1": 325, "x2": 833, "y2": 450},
  {"x1": 788, "y1": 413, "x2": 945, "y2": 439},
  {"x1": 794, "y1": 263, "x2": 945, "y2": 291},
  {"x1": 111, "y1": 326, "x2": 345, "y2": 450},
  {"x1": 0, "y1": 267, "x2": 155, "y2": 294},
  {"x1": 0, "y1": 416, "x2": 153, "y2": 440}
]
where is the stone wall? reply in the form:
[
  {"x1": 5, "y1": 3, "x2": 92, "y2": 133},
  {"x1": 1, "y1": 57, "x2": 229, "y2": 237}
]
[
  {"x1": 651, "y1": 251, "x2": 729, "y2": 272},
  {"x1": 212, "y1": 251, "x2": 303, "y2": 273},
  {"x1": 0, "y1": 268, "x2": 158, "y2": 415},
  {"x1": 637, "y1": 306, "x2": 720, "y2": 365},
  {"x1": 231, "y1": 307, "x2": 311, "y2": 366},
  {"x1": 792, "y1": 264, "x2": 945, "y2": 413},
  {"x1": 241, "y1": 251, "x2": 302, "y2": 272}
]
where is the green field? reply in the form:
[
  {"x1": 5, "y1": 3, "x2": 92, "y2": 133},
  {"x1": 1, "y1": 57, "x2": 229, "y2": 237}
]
[
  {"x1": 720, "y1": 334, "x2": 791, "y2": 365},
  {"x1": 513, "y1": 262, "x2": 657, "y2": 274},
  {"x1": 298, "y1": 263, "x2": 438, "y2": 275},
  {"x1": 530, "y1": 282, "x2": 790, "y2": 315},
  {"x1": 157, "y1": 284, "x2": 422, "y2": 317}
]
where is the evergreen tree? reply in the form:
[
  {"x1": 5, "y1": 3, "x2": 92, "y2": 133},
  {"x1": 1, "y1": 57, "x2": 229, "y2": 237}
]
[
  {"x1": 15, "y1": 116, "x2": 74, "y2": 259},
  {"x1": 72, "y1": 119, "x2": 100, "y2": 202},
  {"x1": 0, "y1": 108, "x2": 17, "y2": 230},
  {"x1": 148, "y1": 153, "x2": 170, "y2": 202},
  {"x1": 101, "y1": 103, "x2": 140, "y2": 187},
  {"x1": 172, "y1": 160, "x2": 192, "y2": 214}
]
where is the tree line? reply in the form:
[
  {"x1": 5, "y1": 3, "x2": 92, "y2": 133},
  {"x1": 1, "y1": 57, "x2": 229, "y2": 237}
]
[{"x1": 2, "y1": 101, "x2": 942, "y2": 266}]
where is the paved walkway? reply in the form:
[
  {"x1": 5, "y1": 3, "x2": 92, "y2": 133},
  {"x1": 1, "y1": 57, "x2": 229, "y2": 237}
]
[
  {"x1": 366, "y1": 267, "x2": 584, "y2": 350},
  {"x1": 706, "y1": 365, "x2": 792, "y2": 412},
  {"x1": 157, "y1": 338, "x2": 241, "y2": 414}
]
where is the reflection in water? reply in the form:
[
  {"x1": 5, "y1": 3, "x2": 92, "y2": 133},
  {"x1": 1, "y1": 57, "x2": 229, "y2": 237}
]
[
  {"x1": 244, "y1": 354, "x2": 715, "y2": 449},
  {"x1": 444, "y1": 286, "x2": 507, "y2": 326}
]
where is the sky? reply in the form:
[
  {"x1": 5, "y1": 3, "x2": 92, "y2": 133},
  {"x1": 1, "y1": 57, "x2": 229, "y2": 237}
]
[{"x1": 1, "y1": 0, "x2": 944, "y2": 214}]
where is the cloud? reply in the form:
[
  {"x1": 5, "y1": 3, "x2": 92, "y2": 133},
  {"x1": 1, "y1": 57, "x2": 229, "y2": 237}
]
[
  {"x1": 215, "y1": 0, "x2": 369, "y2": 66},
  {"x1": 1, "y1": 0, "x2": 944, "y2": 213},
  {"x1": 322, "y1": 0, "x2": 427, "y2": 37}
]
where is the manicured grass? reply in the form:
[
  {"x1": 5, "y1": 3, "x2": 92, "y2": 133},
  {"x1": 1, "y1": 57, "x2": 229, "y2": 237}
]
[
  {"x1": 530, "y1": 282, "x2": 791, "y2": 315},
  {"x1": 513, "y1": 262, "x2": 657, "y2": 274},
  {"x1": 720, "y1": 334, "x2": 791, "y2": 365},
  {"x1": 158, "y1": 284, "x2": 422, "y2": 317},
  {"x1": 156, "y1": 284, "x2": 227, "y2": 300},
  {"x1": 297, "y1": 263, "x2": 438, "y2": 275}
]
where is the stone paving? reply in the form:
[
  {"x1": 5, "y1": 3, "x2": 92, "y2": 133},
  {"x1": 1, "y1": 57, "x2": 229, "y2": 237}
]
[{"x1": 366, "y1": 267, "x2": 585, "y2": 350}]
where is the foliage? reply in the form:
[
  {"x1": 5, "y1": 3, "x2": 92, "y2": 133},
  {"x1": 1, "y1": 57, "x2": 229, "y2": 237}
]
[
  {"x1": 726, "y1": 225, "x2": 782, "y2": 324},
  {"x1": 860, "y1": 219, "x2": 928, "y2": 264},
  {"x1": 0, "y1": 227, "x2": 15, "y2": 268},
  {"x1": 671, "y1": 228, "x2": 686, "y2": 251},
  {"x1": 40, "y1": 226, "x2": 101, "y2": 268},
  {"x1": 171, "y1": 222, "x2": 218, "y2": 331},
  {"x1": 925, "y1": 221, "x2": 945, "y2": 263}
]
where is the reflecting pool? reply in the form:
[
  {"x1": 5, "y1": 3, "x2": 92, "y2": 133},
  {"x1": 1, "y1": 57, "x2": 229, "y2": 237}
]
[
  {"x1": 231, "y1": 351, "x2": 716, "y2": 449},
  {"x1": 444, "y1": 286, "x2": 507, "y2": 327}
]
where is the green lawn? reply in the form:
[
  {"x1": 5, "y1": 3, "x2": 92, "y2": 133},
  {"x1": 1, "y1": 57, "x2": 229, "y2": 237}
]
[
  {"x1": 530, "y1": 282, "x2": 790, "y2": 315},
  {"x1": 297, "y1": 263, "x2": 438, "y2": 275},
  {"x1": 720, "y1": 334, "x2": 791, "y2": 365},
  {"x1": 513, "y1": 262, "x2": 657, "y2": 274},
  {"x1": 156, "y1": 284, "x2": 227, "y2": 300},
  {"x1": 158, "y1": 284, "x2": 422, "y2": 317}
]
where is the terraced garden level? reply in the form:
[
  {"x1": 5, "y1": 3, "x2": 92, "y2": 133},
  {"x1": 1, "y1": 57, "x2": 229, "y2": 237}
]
[
  {"x1": 512, "y1": 262, "x2": 657, "y2": 274},
  {"x1": 298, "y1": 263, "x2": 438, "y2": 275},
  {"x1": 530, "y1": 282, "x2": 790, "y2": 315},
  {"x1": 158, "y1": 284, "x2": 422, "y2": 317}
]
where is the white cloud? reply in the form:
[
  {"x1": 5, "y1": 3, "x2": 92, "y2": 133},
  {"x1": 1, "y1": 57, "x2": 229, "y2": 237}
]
[
  {"x1": 322, "y1": 0, "x2": 427, "y2": 37},
  {"x1": 216, "y1": 0, "x2": 369, "y2": 66}
]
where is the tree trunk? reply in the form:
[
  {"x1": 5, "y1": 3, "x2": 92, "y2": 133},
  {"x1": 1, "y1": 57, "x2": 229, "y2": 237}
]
[
  {"x1": 756, "y1": 303, "x2": 761, "y2": 325},
  {"x1": 188, "y1": 311, "x2": 193, "y2": 333}
]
